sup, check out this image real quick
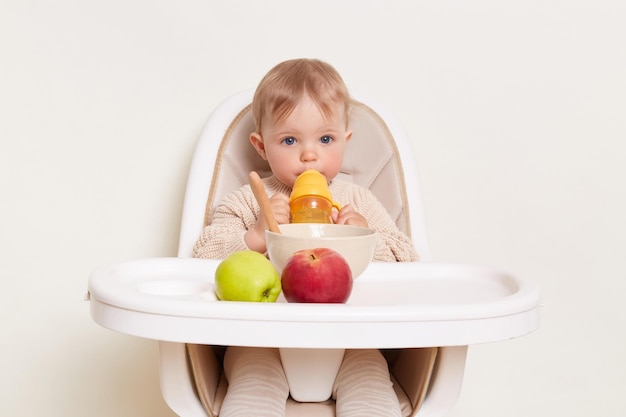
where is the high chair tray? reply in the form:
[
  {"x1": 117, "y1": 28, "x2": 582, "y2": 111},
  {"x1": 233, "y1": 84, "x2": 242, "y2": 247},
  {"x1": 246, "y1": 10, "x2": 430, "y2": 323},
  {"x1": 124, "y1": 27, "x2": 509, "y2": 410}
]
[{"x1": 88, "y1": 257, "x2": 540, "y2": 349}]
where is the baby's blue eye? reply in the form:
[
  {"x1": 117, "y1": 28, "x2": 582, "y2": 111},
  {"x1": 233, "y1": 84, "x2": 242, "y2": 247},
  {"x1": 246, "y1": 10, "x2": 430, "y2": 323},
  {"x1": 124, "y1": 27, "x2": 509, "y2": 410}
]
[
  {"x1": 282, "y1": 137, "x2": 296, "y2": 145},
  {"x1": 320, "y1": 135, "x2": 333, "y2": 144}
]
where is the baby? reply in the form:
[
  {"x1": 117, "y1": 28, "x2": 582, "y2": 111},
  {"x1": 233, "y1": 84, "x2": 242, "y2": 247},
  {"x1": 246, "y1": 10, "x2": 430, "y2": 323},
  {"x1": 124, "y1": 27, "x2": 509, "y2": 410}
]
[{"x1": 194, "y1": 58, "x2": 418, "y2": 417}]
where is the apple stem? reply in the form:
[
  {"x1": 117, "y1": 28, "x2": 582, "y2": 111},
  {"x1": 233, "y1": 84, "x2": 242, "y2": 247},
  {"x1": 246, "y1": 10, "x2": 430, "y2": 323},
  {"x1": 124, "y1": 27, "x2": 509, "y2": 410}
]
[{"x1": 309, "y1": 253, "x2": 317, "y2": 261}]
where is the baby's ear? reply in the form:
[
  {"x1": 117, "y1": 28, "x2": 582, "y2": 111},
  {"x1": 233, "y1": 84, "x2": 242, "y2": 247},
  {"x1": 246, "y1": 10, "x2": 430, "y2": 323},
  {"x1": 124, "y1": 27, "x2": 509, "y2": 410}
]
[{"x1": 249, "y1": 132, "x2": 267, "y2": 159}]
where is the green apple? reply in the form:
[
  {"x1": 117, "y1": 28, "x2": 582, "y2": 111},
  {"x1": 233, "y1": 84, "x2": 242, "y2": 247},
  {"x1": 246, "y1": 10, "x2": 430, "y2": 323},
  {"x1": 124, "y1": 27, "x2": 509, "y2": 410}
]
[{"x1": 214, "y1": 250, "x2": 281, "y2": 302}]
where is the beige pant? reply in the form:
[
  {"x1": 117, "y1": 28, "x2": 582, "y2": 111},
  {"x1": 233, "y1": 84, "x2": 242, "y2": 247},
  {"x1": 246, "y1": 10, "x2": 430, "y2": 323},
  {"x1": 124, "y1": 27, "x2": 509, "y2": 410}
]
[{"x1": 220, "y1": 346, "x2": 402, "y2": 417}]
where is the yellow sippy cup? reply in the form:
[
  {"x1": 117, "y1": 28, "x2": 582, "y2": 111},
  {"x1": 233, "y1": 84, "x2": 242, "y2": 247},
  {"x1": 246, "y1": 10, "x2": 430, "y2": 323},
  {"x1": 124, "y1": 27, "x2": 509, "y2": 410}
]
[{"x1": 290, "y1": 170, "x2": 341, "y2": 223}]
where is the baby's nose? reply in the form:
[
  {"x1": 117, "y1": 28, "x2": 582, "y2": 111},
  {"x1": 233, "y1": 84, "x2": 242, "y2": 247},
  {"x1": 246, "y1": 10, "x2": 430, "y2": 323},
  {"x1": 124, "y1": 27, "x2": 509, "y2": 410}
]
[{"x1": 300, "y1": 148, "x2": 317, "y2": 162}]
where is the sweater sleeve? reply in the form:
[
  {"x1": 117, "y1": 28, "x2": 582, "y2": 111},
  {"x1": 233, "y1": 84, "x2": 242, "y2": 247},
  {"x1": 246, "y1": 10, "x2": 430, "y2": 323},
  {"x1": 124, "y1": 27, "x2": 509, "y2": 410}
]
[
  {"x1": 334, "y1": 182, "x2": 419, "y2": 263},
  {"x1": 192, "y1": 185, "x2": 260, "y2": 259}
]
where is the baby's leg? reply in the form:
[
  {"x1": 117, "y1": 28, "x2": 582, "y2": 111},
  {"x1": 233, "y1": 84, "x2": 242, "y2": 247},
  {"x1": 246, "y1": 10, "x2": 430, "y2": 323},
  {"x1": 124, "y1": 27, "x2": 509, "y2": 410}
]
[
  {"x1": 220, "y1": 346, "x2": 289, "y2": 417},
  {"x1": 332, "y1": 349, "x2": 402, "y2": 417}
]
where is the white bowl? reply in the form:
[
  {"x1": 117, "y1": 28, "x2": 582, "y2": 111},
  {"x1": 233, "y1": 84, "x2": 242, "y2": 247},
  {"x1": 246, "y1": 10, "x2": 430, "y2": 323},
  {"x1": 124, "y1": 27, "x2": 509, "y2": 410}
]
[{"x1": 265, "y1": 224, "x2": 378, "y2": 278}]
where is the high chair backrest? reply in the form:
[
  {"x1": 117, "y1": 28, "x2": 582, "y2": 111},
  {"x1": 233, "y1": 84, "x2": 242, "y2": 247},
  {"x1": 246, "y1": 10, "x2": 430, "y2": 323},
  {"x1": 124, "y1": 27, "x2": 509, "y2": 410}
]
[{"x1": 178, "y1": 89, "x2": 430, "y2": 261}]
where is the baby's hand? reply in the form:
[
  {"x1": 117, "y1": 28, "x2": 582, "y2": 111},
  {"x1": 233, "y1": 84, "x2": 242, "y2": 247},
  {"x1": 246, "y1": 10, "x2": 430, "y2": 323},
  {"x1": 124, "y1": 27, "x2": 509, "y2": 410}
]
[
  {"x1": 268, "y1": 192, "x2": 290, "y2": 225},
  {"x1": 332, "y1": 205, "x2": 368, "y2": 228},
  {"x1": 252, "y1": 192, "x2": 290, "y2": 233},
  {"x1": 246, "y1": 192, "x2": 290, "y2": 253}
]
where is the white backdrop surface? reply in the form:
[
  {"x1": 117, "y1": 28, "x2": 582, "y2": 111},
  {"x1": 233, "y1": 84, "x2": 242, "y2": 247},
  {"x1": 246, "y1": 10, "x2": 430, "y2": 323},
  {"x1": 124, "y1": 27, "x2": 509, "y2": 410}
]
[{"x1": 1, "y1": 1, "x2": 624, "y2": 416}]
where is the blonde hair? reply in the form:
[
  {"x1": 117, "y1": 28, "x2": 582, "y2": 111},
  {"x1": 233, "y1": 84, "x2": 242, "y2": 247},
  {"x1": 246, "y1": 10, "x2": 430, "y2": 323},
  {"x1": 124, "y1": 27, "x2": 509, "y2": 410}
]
[{"x1": 251, "y1": 59, "x2": 351, "y2": 133}]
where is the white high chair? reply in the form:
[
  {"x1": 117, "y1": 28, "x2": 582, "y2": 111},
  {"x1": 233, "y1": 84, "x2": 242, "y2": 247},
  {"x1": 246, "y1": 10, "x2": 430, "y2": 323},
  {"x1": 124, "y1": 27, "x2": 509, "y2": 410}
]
[
  {"x1": 174, "y1": 89, "x2": 436, "y2": 417},
  {"x1": 88, "y1": 90, "x2": 540, "y2": 417}
]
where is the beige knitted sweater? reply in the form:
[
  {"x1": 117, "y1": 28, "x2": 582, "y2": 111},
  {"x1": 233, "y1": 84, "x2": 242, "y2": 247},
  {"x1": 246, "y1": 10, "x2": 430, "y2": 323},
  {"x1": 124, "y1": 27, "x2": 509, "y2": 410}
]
[{"x1": 193, "y1": 175, "x2": 418, "y2": 262}]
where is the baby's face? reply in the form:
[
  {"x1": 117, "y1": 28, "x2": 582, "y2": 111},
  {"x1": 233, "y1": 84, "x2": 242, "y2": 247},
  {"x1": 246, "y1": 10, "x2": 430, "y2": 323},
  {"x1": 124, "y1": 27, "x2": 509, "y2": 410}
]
[{"x1": 253, "y1": 94, "x2": 352, "y2": 188}]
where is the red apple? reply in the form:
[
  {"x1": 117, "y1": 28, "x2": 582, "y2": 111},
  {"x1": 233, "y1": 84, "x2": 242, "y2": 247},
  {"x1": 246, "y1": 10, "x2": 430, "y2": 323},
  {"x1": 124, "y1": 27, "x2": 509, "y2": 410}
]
[{"x1": 281, "y1": 248, "x2": 353, "y2": 303}]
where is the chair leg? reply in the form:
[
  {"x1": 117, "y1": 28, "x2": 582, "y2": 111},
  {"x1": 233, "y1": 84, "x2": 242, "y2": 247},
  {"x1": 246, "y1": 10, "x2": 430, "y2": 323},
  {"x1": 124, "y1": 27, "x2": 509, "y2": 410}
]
[
  {"x1": 389, "y1": 347, "x2": 438, "y2": 416},
  {"x1": 414, "y1": 346, "x2": 468, "y2": 417},
  {"x1": 158, "y1": 341, "x2": 210, "y2": 417}
]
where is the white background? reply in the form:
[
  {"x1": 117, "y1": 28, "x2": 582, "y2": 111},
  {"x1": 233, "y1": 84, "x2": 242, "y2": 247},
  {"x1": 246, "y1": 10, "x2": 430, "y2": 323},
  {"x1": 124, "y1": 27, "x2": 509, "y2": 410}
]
[{"x1": 1, "y1": 1, "x2": 624, "y2": 416}]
